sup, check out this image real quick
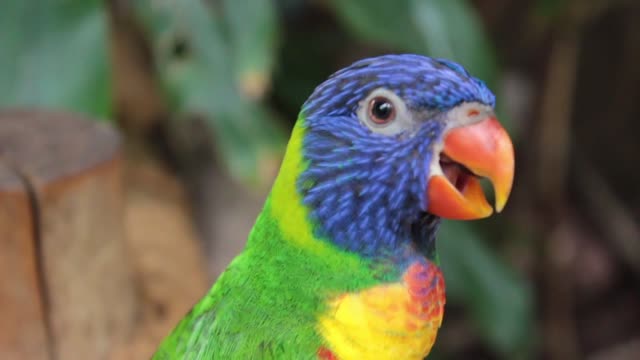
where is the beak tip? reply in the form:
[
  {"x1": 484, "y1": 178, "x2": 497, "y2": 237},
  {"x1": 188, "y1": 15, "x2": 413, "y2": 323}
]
[
  {"x1": 492, "y1": 171, "x2": 514, "y2": 214},
  {"x1": 427, "y1": 175, "x2": 495, "y2": 220}
]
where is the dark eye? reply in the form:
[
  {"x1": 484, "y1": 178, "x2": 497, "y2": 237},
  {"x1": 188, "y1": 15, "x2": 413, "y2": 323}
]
[{"x1": 368, "y1": 97, "x2": 396, "y2": 124}]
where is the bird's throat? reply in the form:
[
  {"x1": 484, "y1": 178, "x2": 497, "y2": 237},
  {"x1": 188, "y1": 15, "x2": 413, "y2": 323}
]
[{"x1": 411, "y1": 213, "x2": 440, "y2": 261}]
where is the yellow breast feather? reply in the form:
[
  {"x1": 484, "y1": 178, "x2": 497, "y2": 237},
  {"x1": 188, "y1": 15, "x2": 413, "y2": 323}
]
[{"x1": 318, "y1": 261, "x2": 446, "y2": 360}]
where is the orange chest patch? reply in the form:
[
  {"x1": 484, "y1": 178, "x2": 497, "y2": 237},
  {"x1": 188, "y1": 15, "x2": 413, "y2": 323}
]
[{"x1": 318, "y1": 261, "x2": 446, "y2": 360}]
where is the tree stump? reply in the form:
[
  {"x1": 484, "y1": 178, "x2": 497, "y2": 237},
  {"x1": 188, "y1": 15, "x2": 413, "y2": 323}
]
[
  {"x1": 0, "y1": 161, "x2": 49, "y2": 359},
  {"x1": 0, "y1": 110, "x2": 137, "y2": 360}
]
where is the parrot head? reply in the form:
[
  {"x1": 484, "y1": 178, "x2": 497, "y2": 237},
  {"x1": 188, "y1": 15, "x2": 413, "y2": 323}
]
[{"x1": 295, "y1": 54, "x2": 514, "y2": 257}]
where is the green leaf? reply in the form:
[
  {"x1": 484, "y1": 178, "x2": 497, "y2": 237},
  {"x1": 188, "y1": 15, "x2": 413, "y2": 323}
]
[
  {"x1": 0, "y1": 0, "x2": 111, "y2": 118},
  {"x1": 222, "y1": 0, "x2": 279, "y2": 100},
  {"x1": 438, "y1": 221, "x2": 534, "y2": 355},
  {"x1": 328, "y1": 0, "x2": 424, "y2": 52},
  {"x1": 134, "y1": 0, "x2": 286, "y2": 186},
  {"x1": 329, "y1": 0, "x2": 498, "y2": 86},
  {"x1": 410, "y1": 0, "x2": 498, "y2": 87}
]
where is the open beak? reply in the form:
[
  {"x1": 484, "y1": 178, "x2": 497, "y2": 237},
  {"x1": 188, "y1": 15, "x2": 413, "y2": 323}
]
[{"x1": 426, "y1": 116, "x2": 514, "y2": 220}]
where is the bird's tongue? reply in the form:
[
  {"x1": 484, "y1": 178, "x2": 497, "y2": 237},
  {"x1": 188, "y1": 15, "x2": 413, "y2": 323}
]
[{"x1": 440, "y1": 155, "x2": 470, "y2": 192}]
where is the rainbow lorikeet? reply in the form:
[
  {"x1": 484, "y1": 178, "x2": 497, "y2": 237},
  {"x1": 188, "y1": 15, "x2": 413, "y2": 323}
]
[{"x1": 153, "y1": 54, "x2": 514, "y2": 360}]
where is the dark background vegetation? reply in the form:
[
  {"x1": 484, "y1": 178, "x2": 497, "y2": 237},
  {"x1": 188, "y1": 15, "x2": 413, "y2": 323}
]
[{"x1": 1, "y1": 0, "x2": 639, "y2": 359}]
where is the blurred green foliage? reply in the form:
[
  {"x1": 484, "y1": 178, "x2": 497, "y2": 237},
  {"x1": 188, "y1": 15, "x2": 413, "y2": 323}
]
[
  {"x1": 330, "y1": 0, "x2": 498, "y2": 86},
  {"x1": 0, "y1": 0, "x2": 533, "y2": 357},
  {"x1": 133, "y1": 0, "x2": 286, "y2": 186},
  {"x1": 0, "y1": 0, "x2": 110, "y2": 118},
  {"x1": 439, "y1": 221, "x2": 533, "y2": 356}
]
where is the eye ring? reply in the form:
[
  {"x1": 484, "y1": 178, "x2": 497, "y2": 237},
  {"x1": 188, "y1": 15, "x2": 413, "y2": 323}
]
[
  {"x1": 368, "y1": 96, "x2": 396, "y2": 125},
  {"x1": 357, "y1": 88, "x2": 411, "y2": 136}
]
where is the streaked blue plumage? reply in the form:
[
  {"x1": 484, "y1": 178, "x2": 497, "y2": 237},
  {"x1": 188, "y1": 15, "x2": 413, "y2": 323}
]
[
  {"x1": 299, "y1": 54, "x2": 496, "y2": 262},
  {"x1": 302, "y1": 54, "x2": 495, "y2": 117}
]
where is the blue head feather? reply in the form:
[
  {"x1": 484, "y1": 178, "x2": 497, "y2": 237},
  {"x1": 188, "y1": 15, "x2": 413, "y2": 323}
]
[{"x1": 297, "y1": 54, "x2": 496, "y2": 259}]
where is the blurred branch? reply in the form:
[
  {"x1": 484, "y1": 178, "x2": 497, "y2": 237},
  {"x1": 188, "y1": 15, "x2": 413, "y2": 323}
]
[
  {"x1": 534, "y1": 0, "x2": 619, "y2": 201},
  {"x1": 534, "y1": 3, "x2": 581, "y2": 360},
  {"x1": 574, "y1": 155, "x2": 640, "y2": 277},
  {"x1": 535, "y1": 28, "x2": 578, "y2": 202},
  {"x1": 606, "y1": 4, "x2": 640, "y2": 138},
  {"x1": 534, "y1": 1, "x2": 636, "y2": 359},
  {"x1": 575, "y1": 3, "x2": 640, "y2": 277}
]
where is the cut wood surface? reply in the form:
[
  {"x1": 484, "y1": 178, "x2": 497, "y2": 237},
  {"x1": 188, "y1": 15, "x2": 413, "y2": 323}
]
[{"x1": 0, "y1": 110, "x2": 209, "y2": 360}]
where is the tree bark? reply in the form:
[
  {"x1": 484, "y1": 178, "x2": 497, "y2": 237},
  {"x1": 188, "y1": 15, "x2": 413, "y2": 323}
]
[{"x1": 0, "y1": 161, "x2": 50, "y2": 359}]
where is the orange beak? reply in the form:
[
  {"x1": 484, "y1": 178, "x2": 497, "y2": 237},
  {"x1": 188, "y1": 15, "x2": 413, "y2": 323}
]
[{"x1": 426, "y1": 117, "x2": 514, "y2": 220}]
